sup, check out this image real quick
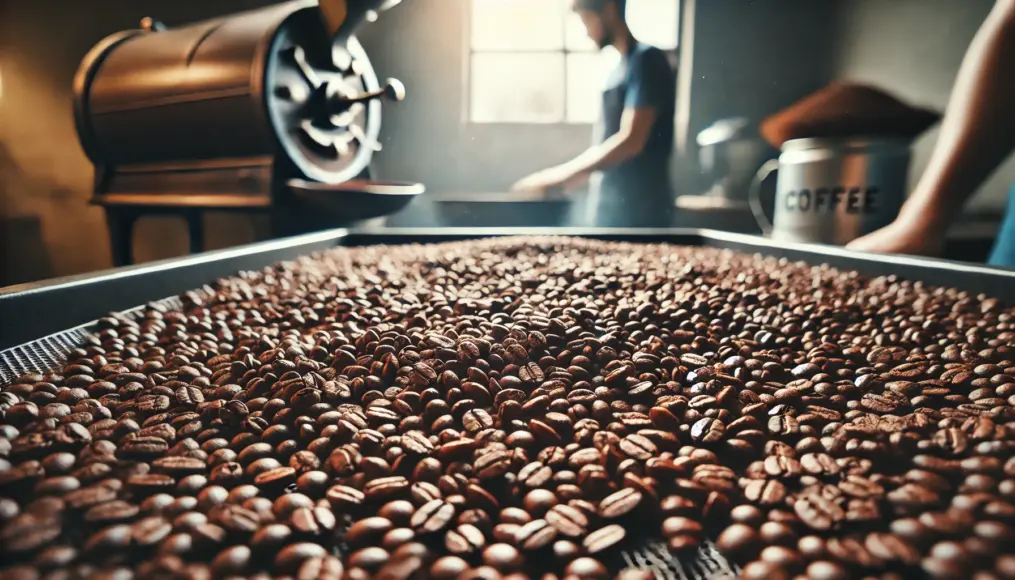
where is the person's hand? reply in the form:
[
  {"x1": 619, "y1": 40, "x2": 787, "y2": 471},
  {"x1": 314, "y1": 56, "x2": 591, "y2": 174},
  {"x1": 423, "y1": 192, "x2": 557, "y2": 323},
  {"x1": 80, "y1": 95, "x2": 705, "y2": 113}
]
[
  {"x1": 511, "y1": 166, "x2": 584, "y2": 196},
  {"x1": 846, "y1": 216, "x2": 944, "y2": 257}
]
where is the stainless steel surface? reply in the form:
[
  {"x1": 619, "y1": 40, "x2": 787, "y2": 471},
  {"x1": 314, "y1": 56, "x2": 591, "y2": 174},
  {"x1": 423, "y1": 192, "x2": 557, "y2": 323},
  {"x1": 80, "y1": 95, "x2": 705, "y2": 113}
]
[
  {"x1": 674, "y1": 195, "x2": 749, "y2": 210},
  {"x1": 749, "y1": 137, "x2": 910, "y2": 245},
  {"x1": 288, "y1": 178, "x2": 425, "y2": 219},
  {"x1": 429, "y1": 191, "x2": 561, "y2": 202},
  {"x1": 696, "y1": 117, "x2": 769, "y2": 202}
]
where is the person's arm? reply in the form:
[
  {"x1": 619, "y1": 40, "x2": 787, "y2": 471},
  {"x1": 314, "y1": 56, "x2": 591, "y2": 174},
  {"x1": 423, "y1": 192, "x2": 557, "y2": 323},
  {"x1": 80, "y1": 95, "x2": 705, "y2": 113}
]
[
  {"x1": 849, "y1": 0, "x2": 1015, "y2": 254},
  {"x1": 512, "y1": 50, "x2": 667, "y2": 193},
  {"x1": 561, "y1": 106, "x2": 657, "y2": 175}
]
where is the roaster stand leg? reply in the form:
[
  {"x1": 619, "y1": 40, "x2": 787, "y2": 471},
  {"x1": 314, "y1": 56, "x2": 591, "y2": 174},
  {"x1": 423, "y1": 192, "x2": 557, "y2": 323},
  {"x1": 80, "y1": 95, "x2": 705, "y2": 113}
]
[
  {"x1": 105, "y1": 208, "x2": 138, "y2": 268},
  {"x1": 185, "y1": 211, "x2": 204, "y2": 255}
]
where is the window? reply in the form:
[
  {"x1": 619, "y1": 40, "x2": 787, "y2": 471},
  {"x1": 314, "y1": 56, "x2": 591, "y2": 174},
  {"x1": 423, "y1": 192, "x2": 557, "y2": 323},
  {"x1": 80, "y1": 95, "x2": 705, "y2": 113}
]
[{"x1": 468, "y1": 0, "x2": 679, "y2": 124}]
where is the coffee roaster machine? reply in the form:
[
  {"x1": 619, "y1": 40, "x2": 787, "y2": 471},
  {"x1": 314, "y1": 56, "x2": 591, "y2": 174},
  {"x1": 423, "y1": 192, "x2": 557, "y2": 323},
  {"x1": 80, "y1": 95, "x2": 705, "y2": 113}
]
[{"x1": 72, "y1": 0, "x2": 423, "y2": 266}]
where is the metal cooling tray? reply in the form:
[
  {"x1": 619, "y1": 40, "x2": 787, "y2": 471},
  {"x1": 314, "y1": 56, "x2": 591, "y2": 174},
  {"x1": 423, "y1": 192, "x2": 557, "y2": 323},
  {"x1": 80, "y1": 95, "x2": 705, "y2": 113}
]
[{"x1": 4, "y1": 227, "x2": 1015, "y2": 579}]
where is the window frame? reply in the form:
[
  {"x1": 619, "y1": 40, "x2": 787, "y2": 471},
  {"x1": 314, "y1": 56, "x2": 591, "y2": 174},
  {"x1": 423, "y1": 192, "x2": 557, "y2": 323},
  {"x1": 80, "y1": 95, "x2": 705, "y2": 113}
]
[{"x1": 463, "y1": 0, "x2": 680, "y2": 126}]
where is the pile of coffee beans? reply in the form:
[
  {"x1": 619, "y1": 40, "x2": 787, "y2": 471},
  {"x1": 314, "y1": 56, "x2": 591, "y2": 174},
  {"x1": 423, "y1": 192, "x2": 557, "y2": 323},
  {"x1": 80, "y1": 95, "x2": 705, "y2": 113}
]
[{"x1": 2, "y1": 236, "x2": 1015, "y2": 580}]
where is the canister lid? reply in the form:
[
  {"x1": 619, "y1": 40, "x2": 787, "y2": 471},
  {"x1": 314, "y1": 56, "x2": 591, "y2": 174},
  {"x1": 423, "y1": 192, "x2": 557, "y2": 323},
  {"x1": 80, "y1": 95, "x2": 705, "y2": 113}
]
[{"x1": 781, "y1": 136, "x2": 911, "y2": 154}]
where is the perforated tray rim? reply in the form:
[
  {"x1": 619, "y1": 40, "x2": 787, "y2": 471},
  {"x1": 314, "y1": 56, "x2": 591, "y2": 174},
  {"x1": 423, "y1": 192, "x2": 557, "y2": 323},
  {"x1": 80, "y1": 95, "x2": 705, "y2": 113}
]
[
  {"x1": 6, "y1": 226, "x2": 1013, "y2": 579},
  {"x1": 0, "y1": 298, "x2": 184, "y2": 386}
]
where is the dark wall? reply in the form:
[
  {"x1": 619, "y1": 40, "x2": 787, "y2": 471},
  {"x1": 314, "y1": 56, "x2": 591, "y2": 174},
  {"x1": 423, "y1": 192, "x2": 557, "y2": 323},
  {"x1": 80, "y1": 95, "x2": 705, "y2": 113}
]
[
  {"x1": 685, "y1": 0, "x2": 840, "y2": 142},
  {"x1": 831, "y1": 0, "x2": 1010, "y2": 212}
]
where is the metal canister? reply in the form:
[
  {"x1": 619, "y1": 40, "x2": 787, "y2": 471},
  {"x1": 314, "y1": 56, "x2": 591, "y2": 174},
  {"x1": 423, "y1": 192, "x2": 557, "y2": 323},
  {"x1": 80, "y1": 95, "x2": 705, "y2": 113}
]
[{"x1": 749, "y1": 137, "x2": 911, "y2": 245}]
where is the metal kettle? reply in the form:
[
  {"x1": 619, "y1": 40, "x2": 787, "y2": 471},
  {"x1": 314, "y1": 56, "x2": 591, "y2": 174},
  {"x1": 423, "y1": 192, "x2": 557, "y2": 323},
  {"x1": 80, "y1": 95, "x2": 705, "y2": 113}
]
[{"x1": 696, "y1": 118, "x2": 769, "y2": 204}]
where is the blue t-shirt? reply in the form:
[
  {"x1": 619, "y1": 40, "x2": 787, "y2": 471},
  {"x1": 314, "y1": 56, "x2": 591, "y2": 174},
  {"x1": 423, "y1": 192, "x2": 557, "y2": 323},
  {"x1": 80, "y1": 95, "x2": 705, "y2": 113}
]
[
  {"x1": 988, "y1": 185, "x2": 1015, "y2": 267},
  {"x1": 593, "y1": 42, "x2": 676, "y2": 225}
]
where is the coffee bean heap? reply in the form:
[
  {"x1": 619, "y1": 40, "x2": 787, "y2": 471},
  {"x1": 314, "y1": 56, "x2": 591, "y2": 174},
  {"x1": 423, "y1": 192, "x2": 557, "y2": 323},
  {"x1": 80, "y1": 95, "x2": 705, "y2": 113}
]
[{"x1": 2, "y1": 236, "x2": 1015, "y2": 580}]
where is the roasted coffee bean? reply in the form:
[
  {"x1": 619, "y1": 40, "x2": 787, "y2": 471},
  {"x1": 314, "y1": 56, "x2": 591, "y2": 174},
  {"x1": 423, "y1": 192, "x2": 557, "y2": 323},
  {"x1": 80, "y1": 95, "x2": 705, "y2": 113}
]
[
  {"x1": 381, "y1": 527, "x2": 416, "y2": 551},
  {"x1": 758, "y1": 521, "x2": 797, "y2": 547},
  {"x1": 716, "y1": 523, "x2": 761, "y2": 564},
  {"x1": 691, "y1": 417, "x2": 725, "y2": 443},
  {"x1": 445, "y1": 524, "x2": 486, "y2": 555},
  {"x1": 326, "y1": 485, "x2": 365, "y2": 511},
  {"x1": 378, "y1": 500, "x2": 415, "y2": 527},
  {"x1": 764, "y1": 455, "x2": 802, "y2": 478},
  {"x1": 401, "y1": 431, "x2": 434, "y2": 455},
  {"x1": 275, "y1": 542, "x2": 328, "y2": 575},
  {"x1": 492, "y1": 522, "x2": 521, "y2": 545},
  {"x1": 83, "y1": 523, "x2": 132, "y2": 554},
  {"x1": 599, "y1": 488, "x2": 642, "y2": 518},
  {"x1": 289, "y1": 505, "x2": 336, "y2": 536},
  {"x1": 211, "y1": 504, "x2": 260, "y2": 534},
  {"x1": 410, "y1": 481, "x2": 441, "y2": 505},
  {"x1": 250, "y1": 523, "x2": 292, "y2": 553},
  {"x1": 514, "y1": 519, "x2": 556, "y2": 551},
  {"x1": 430, "y1": 555, "x2": 470, "y2": 580},
  {"x1": 743, "y1": 478, "x2": 787, "y2": 506},
  {"x1": 888, "y1": 482, "x2": 943, "y2": 512},
  {"x1": 474, "y1": 449, "x2": 511, "y2": 480},
  {"x1": 583, "y1": 524, "x2": 626, "y2": 555},
  {"x1": 618, "y1": 434, "x2": 657, "y2": 460},
  {"x1": 517, "y1": 462, "x2": 553, "y2": 489},
  {"x1": 522, "y1": 489, "x2": 558, "y2": 517},
  {"x1": 795, "y1": 493, "x2": 846, "y2": 531},
  {"x1": 65, "y1": 484, "x2": 117, "y2": 510},
  {"x1": 410, "y1": 499, "x2": 455, "y2": 534},
  {"x1": 345, "y1": 516, "x2": 394, "y2": 547},
  {"x1": 4, "y1": 520, "x2": 62, "y2": 554},
  {"x1": 865, "y1": 531, "x2": 921, "y2": 565},
  {"x1": 364, "y1": 476, "x2": 410, "y2": 503},
  {"x1": 662, "y1": 516, "x2": 703, "y2": 541},
  {"x1": 211, "y1": 545, "x2": 252, "y2": 576},
  {"x1": 84, "y1": 501, "x2": 140, "y2": 525},
  {"x1": 545, "y1": 504, "x2": 588, "y2": 537},
  {"x1": 132, "y1": 515, "x2": 173, "y2": 547},
  {"x1": 482, "y1": 543, "x2": 525, "y2": 573},
  {"x1": 838, "y1": 474, "x2": 884, "y2": 499},
  {"x1": 296, "y1": 555, "x2": 344, "y2": 580},
  {"x1": 800, "y1": 453, "x2": 840, "y2": 477},
  {"x1": 347, "y1": 546, "x2": 390, "y2": 572}
]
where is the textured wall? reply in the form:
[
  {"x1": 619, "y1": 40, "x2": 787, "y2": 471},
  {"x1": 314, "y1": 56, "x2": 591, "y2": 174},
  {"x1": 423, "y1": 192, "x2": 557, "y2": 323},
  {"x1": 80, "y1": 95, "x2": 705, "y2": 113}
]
[{"x1": 832, "y1": 0, "x2": 1010, "y2": 212}]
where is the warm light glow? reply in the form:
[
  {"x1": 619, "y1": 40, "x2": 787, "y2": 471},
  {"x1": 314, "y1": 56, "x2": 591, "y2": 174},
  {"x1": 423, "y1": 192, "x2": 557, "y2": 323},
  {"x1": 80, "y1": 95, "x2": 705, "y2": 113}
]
[
  {"x1": 0, "y1": 65, "x2": 4, "y2": 104},
  {"x1": 469, "y1": 0, "x2": 677, "y2": 123}
]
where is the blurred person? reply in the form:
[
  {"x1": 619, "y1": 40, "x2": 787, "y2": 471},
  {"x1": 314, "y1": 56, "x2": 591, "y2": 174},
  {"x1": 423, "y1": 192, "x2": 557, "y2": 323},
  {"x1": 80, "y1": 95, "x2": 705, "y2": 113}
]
[
  {"x1": 511, "y1": 0, "x2": 677, "y2": 227},
  {"x1": 848, "y1": 0, "x2": 1015, "y2": 266}
]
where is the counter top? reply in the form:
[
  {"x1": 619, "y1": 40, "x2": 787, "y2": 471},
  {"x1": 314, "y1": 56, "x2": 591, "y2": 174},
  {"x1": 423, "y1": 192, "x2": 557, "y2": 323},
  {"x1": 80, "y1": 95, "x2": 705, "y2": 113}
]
[
  {"x1": 387, "y1": 193, "x2": 763, "y2": 232},
  {"x1": 389, "y1": 192, "x2": 1005, "y2": 246},
  {"x1": 428, "y1": 192, "x2": 555, "y2": 203},
  {"x1": 949, "y1": 214, "x2": 1002, "y2": 240}
]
